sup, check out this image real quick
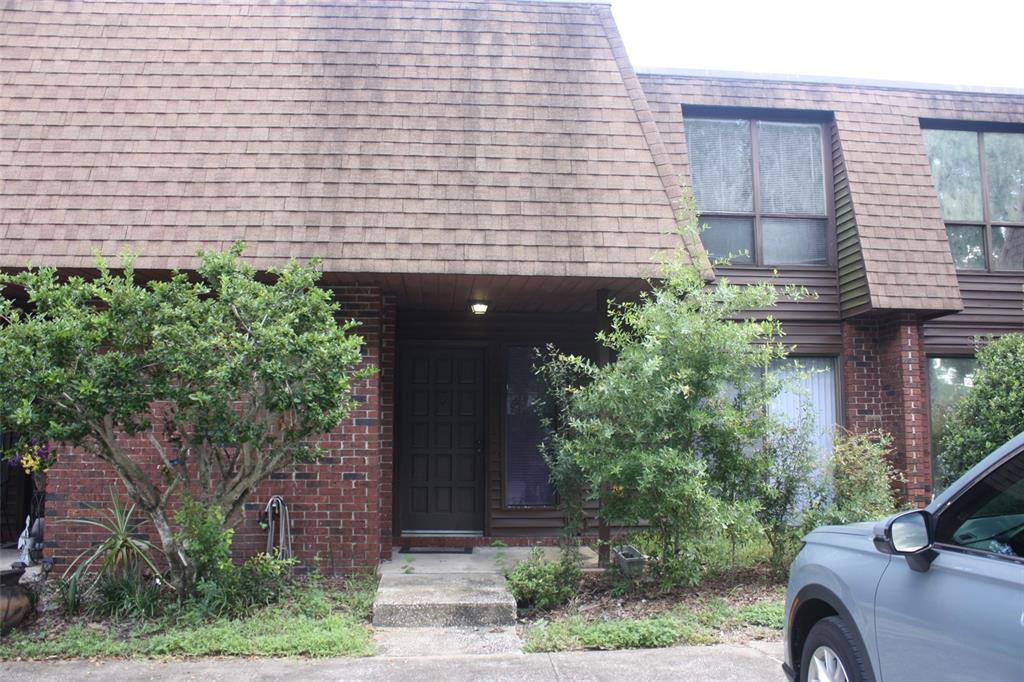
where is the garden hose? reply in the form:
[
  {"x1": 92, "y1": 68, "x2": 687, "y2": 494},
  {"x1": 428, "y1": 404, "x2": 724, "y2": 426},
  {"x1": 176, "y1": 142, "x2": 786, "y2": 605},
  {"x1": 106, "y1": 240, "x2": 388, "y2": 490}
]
[{"x1": 263, "y1": 495, "x2": 293, "y2": 560}]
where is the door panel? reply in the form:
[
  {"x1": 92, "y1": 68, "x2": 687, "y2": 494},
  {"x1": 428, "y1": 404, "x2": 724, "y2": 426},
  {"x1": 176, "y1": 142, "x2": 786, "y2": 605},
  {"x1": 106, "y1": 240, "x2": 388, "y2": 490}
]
[
  {"x1": 874, "y1": 549, "x2": 1023, "y2": 681},
  {"x1": 399, "y1": 346, "x2": 484, "y2": 532},
  {"x1": 874, "y1": 449, "x2": 1024, "y2": 681}
]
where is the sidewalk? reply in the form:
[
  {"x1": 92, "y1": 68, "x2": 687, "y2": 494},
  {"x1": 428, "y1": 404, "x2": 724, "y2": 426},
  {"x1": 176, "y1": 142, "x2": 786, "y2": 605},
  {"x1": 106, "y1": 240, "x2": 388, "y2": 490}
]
[{"x1": 1, "y1": 642, "x2": 786, "y2": 681}]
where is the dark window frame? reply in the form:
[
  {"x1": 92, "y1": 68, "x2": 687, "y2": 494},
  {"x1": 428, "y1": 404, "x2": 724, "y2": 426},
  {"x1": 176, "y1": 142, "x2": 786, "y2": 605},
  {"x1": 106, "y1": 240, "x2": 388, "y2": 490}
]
[
  {"x1": 921, "y1": 124, "x2": 1024, "y2": 273},
  {"x1": 683, "y1": 109, "x2": 837, "y2": 269}
]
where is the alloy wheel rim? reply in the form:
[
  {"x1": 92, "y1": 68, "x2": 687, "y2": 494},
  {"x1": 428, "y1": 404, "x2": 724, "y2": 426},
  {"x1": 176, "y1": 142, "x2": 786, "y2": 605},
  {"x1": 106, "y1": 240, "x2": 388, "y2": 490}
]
[{"x1": 808, "y1": 645, "x2": 850, "y2": 682}]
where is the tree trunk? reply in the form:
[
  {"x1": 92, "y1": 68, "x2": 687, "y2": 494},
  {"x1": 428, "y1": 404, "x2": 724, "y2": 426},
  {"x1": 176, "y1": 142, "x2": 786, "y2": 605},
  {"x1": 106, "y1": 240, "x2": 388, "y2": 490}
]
[{"x1": 149, "y1": 507, "x2": 195, "y2": 594}]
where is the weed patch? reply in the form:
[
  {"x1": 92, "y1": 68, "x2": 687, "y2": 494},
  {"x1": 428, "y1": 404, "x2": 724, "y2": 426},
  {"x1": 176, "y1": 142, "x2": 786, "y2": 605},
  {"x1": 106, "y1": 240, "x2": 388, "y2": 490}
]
[{"x1": 524, "y1": 595, "x2": 784, "y2": 653}]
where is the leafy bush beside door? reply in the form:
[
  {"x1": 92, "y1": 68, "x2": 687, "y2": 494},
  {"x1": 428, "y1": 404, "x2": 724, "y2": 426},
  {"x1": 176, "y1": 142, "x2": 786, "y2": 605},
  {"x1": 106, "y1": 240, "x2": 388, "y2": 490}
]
[
  {"x1": 0, "y1": 244, "x2": 372, "y2": 595},
  {"x1": 534, "y1": 209, "x2": 808, "y2": 588}
]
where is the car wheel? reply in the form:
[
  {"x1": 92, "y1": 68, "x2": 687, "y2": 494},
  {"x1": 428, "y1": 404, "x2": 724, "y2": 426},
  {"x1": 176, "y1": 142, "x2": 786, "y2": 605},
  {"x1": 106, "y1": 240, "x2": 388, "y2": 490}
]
[{"x1": 799, "y1": 616, "x2": 873, "y2": 682}]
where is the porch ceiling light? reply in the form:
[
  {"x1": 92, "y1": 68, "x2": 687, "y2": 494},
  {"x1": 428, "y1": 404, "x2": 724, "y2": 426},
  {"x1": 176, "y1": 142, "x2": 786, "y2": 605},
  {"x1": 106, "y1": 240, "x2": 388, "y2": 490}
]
[{"x1": 470, "y1": 301, "x2": 489, "y2": 315}]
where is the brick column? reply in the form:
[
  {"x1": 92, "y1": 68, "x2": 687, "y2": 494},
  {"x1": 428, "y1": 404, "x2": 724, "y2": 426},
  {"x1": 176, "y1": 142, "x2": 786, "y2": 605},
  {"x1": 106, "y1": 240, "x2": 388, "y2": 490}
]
[{"x1": 842, "y1": 313, "x2": 933, "y2": 507}]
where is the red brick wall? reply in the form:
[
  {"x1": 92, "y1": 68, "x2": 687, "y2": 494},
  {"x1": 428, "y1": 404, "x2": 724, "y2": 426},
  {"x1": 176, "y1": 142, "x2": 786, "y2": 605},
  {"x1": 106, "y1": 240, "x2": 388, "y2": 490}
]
[
  {"x1": 45, "y1": 285, "x2": 389, "y2": 575},
  {"x1": 842, "y1": 313, "x2": 933, "y2": 507}
]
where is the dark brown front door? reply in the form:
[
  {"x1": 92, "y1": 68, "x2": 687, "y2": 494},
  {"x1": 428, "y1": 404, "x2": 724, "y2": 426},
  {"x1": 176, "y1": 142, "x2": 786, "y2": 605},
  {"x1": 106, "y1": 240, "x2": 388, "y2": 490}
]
[{"x1": 398, "y1": 346, "x2": 485, "y2": 532}]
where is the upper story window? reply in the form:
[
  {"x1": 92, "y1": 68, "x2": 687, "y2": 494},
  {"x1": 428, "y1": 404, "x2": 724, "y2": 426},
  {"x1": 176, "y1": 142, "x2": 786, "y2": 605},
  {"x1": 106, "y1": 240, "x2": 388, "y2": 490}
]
[
  {"x1": 685, "y1": 116, "x2": 831, "y2": 267},
  {"x1": 922, "y1": 128, "x2": 1024, "y2": 272}
]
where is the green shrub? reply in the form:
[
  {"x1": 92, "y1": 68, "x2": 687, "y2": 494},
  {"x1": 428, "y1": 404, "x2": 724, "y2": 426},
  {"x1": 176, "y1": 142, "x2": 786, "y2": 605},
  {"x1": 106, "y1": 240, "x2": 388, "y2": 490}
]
[
  {"x1": 533, "y1": 348, "x2": 592, "y2": 537},
  {"x1": 87, "y1": 572, "x2": 165, "y2": 620},
  {"x1": 532, "y1": 204, "x2": 806, "y2": 590},
  {"x1": 0, "y1": 246, "x2": 370, "y2": 595},
  {"x1": 175, "y1": 498, "x2": 233, "y2": 583},
  {"x1": 807, "y1": 430, "x2": 903, "y2": 528},
  {"x1": 188, "y1": 551, "x2": 297, "y2": 619},
  {"x1": 173, "y1": 497, "x2": 296, "y2": 618},
  {"x1": 505, "y1": 547, "x2": 581, "y2": 611},
  {"x1": 648, "y1": 542, "x2": 708, "y2": 590},
  {"x1": 938, "y1": 333, "x2": 1024, "y2": 488}
]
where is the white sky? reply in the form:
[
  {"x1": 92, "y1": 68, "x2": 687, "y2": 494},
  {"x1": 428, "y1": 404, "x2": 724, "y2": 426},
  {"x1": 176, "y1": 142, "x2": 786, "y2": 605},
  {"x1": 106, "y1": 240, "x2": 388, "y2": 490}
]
[{"x1": 610, "y1": 0, "x2": 1024, "y2": 90}]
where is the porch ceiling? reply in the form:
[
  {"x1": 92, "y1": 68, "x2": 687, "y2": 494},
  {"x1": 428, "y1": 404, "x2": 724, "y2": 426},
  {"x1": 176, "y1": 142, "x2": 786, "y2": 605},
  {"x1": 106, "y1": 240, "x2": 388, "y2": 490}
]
[{"x1": 342, "y1": 273, "x2": 647, "y2": 314}]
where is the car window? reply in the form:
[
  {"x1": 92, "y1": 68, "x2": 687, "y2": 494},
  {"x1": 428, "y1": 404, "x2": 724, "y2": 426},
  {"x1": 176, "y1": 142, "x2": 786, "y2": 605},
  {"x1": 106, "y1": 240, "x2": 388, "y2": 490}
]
[{"x1": 935, "y1": 452, "x2": 1024, "y2": 558}]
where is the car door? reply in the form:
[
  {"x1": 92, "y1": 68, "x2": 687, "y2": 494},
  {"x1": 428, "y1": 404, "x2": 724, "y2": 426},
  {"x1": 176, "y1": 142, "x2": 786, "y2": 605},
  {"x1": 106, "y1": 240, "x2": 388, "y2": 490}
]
[{"x1": 873, "y1": 450, "x2": 1024, "y2": 682}]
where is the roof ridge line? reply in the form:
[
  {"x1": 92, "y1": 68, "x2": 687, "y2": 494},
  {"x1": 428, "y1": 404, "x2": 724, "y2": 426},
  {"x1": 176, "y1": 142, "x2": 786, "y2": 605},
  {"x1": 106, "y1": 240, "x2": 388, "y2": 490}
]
[
  {"x1": 638, "y1": 67, "x2": 1024, "y2": 98},
  {"x1": 594, "y1": 5, "x2": 713, "y2": 280}
]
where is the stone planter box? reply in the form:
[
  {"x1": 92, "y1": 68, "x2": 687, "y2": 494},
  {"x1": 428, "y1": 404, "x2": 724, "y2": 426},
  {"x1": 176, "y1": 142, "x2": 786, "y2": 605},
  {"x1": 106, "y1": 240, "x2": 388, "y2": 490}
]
[{"x1": 612, "y1": 544, "x2": 646, "y2": 578}]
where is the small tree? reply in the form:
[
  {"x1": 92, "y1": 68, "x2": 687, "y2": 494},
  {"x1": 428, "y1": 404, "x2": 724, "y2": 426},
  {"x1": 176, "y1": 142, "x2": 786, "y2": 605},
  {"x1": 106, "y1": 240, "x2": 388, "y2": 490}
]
[
  {"x1": 535, "y1": 218, "x2": 804, "y2": 585},
  {"x1": 0, "y1": 245, "x2": 371, "y2": 593},
  {"x1": 938, "y1": 333, "x2": 1024, "y2": 488},
  {"x1": 533, "y1": 346, "x2": 591, "y2": 538},
  {"x1": 754, "y1": 409, "x2": 819, "y2": 571}
]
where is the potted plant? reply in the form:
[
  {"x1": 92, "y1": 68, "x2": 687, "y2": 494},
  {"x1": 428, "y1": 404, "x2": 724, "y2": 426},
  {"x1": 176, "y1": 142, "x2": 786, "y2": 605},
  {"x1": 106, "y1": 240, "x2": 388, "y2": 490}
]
[
  {"x1": 3, "y1": 438, "x2": 54, "y2": 565},
  {"x1": 0, "y1": 564, "x2": 32, "y2": 633}
]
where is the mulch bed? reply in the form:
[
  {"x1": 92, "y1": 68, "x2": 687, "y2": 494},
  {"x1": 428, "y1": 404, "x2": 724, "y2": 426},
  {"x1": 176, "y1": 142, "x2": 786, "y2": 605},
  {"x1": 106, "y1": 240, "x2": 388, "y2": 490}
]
[{"x1": 520, "y1": 564, "x2": 786, "y2": 624}]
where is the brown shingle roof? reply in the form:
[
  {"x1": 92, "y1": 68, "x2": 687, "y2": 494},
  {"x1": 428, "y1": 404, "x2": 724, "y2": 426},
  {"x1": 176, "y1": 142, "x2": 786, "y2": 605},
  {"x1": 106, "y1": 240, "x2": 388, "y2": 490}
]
[
  {"x1": 639, "y1": 73, "x2": 1024, "y2": 314},
  {"x1": 0, "y1": 0, "x2": 706, "y2": 277}
]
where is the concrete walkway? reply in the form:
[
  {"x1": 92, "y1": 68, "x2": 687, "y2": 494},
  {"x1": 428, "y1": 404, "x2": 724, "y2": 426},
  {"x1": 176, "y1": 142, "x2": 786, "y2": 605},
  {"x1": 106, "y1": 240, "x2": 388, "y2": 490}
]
[
  {"x1": 373, "y1": 546, "x2": 533, "y2": 656},
  {"x1": 0, "y1": 642, "x2": 787, "y2": 681}
]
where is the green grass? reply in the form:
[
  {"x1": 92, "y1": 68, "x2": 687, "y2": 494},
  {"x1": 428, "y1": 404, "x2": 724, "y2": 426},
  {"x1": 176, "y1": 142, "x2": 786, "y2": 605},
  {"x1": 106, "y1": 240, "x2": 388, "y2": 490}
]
[
  {"x1": 736, "y1": 601, "x2": 784, "y2": 629},
  {"x1": 524, "y1": 598, "x2": 784, "y2": 653},
  {"x1": 1, "y1": 614, "x2": 372, "y2": 659},
  {"x1": 525, "y1": 613, "x2": 717, "y2": 653},
  {"x1": 0, "y1": 574, "x2": 378, "y2": 660}
]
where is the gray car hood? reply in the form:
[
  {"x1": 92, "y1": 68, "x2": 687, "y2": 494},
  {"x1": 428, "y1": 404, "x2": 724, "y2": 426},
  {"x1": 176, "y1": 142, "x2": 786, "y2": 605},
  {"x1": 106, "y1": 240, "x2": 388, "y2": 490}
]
[{"x1": 805, "y1": 521, "x2": 877, "y2": 539}]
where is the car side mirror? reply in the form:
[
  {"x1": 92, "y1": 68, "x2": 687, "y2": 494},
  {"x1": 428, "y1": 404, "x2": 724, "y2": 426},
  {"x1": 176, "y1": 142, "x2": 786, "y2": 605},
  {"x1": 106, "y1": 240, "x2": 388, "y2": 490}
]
[{"x1": 873, "y1": 510, "x2": 938, "y2": 572}]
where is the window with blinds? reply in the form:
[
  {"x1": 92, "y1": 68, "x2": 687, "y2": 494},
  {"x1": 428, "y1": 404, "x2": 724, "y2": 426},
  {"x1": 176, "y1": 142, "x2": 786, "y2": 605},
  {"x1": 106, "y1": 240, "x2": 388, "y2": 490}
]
[
  {"x1": 767, "y1": 357, "x2": 839, "y2": 462},
  {"x1": 686, "y1": 116, "x2": 831, "y2": 267}
]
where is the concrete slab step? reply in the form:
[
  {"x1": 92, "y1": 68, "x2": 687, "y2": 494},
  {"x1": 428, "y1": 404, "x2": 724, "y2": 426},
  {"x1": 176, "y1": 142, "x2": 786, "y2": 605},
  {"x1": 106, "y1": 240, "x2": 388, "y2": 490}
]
[
  {"x1": 373, "y1": 572, "x2": 517, "y2": 627},
  {"x1": 373, "y1": 626, "x2": 522, "y2": 657}
]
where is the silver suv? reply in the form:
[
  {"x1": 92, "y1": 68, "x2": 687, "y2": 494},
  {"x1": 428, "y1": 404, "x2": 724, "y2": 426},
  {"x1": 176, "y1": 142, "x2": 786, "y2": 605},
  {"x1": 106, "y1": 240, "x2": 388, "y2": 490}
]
[{"x1": 784, "y1": 432, "x2": 1024, "y2": 682}]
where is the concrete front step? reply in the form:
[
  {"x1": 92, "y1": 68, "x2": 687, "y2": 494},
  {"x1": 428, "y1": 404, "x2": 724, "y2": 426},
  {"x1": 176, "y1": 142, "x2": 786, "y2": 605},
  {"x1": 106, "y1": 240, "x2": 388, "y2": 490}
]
[
  {"x1": 372, "y1": 572, "x2": 517, "y2": 627},
  {"x1": 373, "y1": 626, "x2": 522, "y2": 657}
]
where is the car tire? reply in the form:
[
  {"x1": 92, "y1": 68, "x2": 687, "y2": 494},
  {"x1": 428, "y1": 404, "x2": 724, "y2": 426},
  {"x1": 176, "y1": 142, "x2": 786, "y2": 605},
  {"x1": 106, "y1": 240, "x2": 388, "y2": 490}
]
[{"x1": 799, "y1": 616, "x2": 874, "y2": 682}]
